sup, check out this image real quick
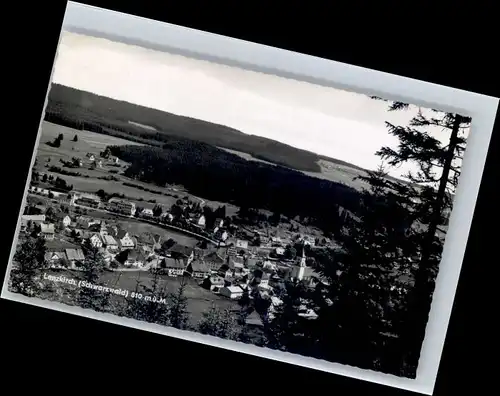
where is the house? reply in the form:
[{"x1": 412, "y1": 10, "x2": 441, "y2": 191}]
[
  {"x1": 268, "y1": 297, "x2": 284, "y2": 319},
  {"x1": 20, "y1": 214, "x2": 46, "y2": 232},
  {"x1": 74, "y1": 196, "x2": 100, "y2": 209},
  {"x1": 116, "y1": 229, "x2": 135, "y2": 249},
  {"x1": 102, "y1": 234, "x2": 119, "y2": 251},
  {"x1": 160, "y1": 212, "x2": 174, "y2": 222},
  {"x1": 233, "y1": 262, "x2": 247, "y2": 276},
  {"x1": 203, "y1": 251, "x2": 226, "y2": 271},
  {"x1": 143, "y1": 234, "x2": 162, "y2": 251},
  {"x1": 98, "y1": 225, "x2": 112, "y2": 237},
  {"x1": 218, "y1": 264, "x2": 233, "y2": 280},
  {"x1": 86, "y1": 153, "x2": 95, "y2": 161},
  {"x1": 251, "y1": 269, "x2": 270, "y2": 287},
  {"x1": 65, "y1": 248, "x2": 85, "y2": 267},
  {"x1": 298, "y1": 305, "x2": 319, "y2": 319},
  {"x1": 214, "y1": 218, "x2": 224, "y2": 229},
  {"x1": 161, "y1": 257, "x2": 186, "y2": 277},
  {"x1": 76, "y1": 216, "x2": 99, "y2": 229},
  {"x1": 40, "y1": 223, "x2": 55, "y2": 240},
  {"x1": 197, "y1": 215, "x2": 206, "y2": 227},
  {"x1": 97, "y1": 160, "x2": 103, "y2": 168},
  {"x1": 229, "y1": 256, "x2": 244, "y2": 268},
  {"x1": 186, "y1": 261, "x2": 210, "y2": 279},
  {"x1": 60, "y1": 215, "x2": 71, "y2": 228},
  {"x1": 215, "y1": 229, "x2": 229, "y2": 242},
  {"x1": 89, "y1": 233, "x2": 103, "y2": 248},
  {"x1": 219, "y1": 285, "x2": 244, "y2": 299},
  {"x1": 235, "y1": 239, "x2": 249, "y2": 250},
  {"x1": 141, "y1": 208, "x2": 154, "y2": 218},
  {"x1": 125, "y1": 250, "x2": 148, "y2": 267},
  {"x1": 168, "y1": 243, "x2": 194, "y2": 265},
  {"x1": 107, "y1": 198, "x2": 136, "y2": 216},
  {"x1": 246, "y1": 257, "x2": 259, "y2": 269},
  {"x1": 202, "y1": 275, "x2": 225, "y2": 291},
  {"x1": 53, "y1": 212, "x2": 71, "y2": 228},
  {"x1": 275, "y1": 247, "x2": 285, "y2": 256},
  {"x1": 44, "y1": 251, "x2": 68, "y2": 268}
]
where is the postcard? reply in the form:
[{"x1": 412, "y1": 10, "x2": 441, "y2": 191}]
[{"x1": 2, "y1": 3, "x2": 498, "y2": 395}]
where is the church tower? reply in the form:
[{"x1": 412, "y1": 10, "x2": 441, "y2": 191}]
[{"x1": 291, "y1": 243, "x2": 307, "y2": 281}]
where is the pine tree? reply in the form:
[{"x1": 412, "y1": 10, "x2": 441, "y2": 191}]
[
  {"x1": 10, "y1": 235, "x2": 47, "y2": 296},
  {"x1": 153, "y1": 204, "x2": 163, "y2": 217},
  {"x1": 266, "y1": 281, "x2": 312, "y2": 353},
  {"x1": 314, "y1": 165, "x2": 418, "y2": 372},
  {"x1": 73, "y1": 134, "x2": 78, "y2": 142},
  {"x1": 126, "y1": 268, "x2": 170, "y2": 325},
  {"x1": 370, "y1": 98, "x2": 470, "y2": 375},
  {"x1": 198, "y1": 304, "x2": 238, "y2": 340},
  {"x1": 77, "y1": 240, "x2": 109, "y2": 311},
  {"x1": 168, "y1": 277, "x2": 190, "y2": 329}
]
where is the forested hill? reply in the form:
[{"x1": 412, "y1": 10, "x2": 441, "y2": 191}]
[
  {"x1": 108, "y1": 142, "x2": 361, "y2": 235},
  {"x1": 46, "y1": 84, "x2": 362, "y2": 173}
]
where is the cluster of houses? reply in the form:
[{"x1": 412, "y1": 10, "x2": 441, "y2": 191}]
[{"x1": 20, "y1": 204, "x2": 323, "y2": 319}]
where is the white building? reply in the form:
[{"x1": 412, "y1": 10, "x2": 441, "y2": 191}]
[
  {"x1": 102, "y1": 234, "x2": 119, "y2": 251},
  {"x1": 141, "y1": 208, "x2": 154, "y2": 217},
  {"x1": 290, "y1": 246, "x2": 307, "y2": 281},
  {"x1": 235, "y1": 239, "x2": 249, "y2": 249},
  {"x1": 117, "y1": 230, "x2": 135, "y2": 249},
  {"x1": 40, "y1": 223, "x2": 55, "y2": 240},
  {"x1": 275, "y1": 247, "x2": 285, "y2": 256},
  {"x1": 89, "y1": 233, "x2": 103, "y2": 248},
  {"x1": 219, "y1": 285, "x2": 243, "y2": 299},
  {"x1": 197, "y1": 215, "x2": 206, "y2": 227}
]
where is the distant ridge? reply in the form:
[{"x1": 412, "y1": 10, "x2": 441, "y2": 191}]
[{"x1": 46, "y1": 83, "x2": 371, "y2": 174}]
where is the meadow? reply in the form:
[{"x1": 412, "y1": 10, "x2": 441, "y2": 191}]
[
  {"x1": 36, "y1": 122, "x2": 239, "y2": 215},
  {"x1": 39, "y1": 269, "x2": 239, "y2": 326}
]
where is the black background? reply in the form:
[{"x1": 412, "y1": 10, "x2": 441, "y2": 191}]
[{"x1": 2, "y1": 1, "x2": 498, "y2": 394}]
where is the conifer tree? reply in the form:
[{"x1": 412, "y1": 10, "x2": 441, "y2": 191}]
[
  {"x1": 126, "y1": 268, "x2": 170, "y2": 325},
  {"x1": 77, "y1": 240, "x2": 109, "y2": 312},
  {"x1": 10, "y1": 235, "x2": 47, "y2": 296},
  {"x1": 370, "y1": 97, "x2": 470, "y2": 375},
  {"x1": 315, "y1": 165, "x2": 418, "y2": 372},
  {"x1": 168, "y1": 276, "x2": 190, "y2": 329},
  {"x1": 198, "y1": 304, "x2": 238, "y2": 340}
]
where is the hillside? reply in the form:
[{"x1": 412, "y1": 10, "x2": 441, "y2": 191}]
[{"x1": 46, "y1": 84, "x2": 335, "y2": 172}]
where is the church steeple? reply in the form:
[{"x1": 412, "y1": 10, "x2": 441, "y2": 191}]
[{"x1": 300, "y1": 244, "x2": 306, "y2": 267}]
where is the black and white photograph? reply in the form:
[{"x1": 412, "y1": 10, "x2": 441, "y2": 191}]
[{"x1": 2, "y1": 3, "x2": 497, "y2": 394}]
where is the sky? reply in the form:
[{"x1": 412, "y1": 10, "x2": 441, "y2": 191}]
[{"x1": 51, "y1": 31, "x2": 454, "y2": 178}]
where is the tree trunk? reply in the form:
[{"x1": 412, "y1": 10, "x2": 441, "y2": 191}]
[{"x1": 398, "y1": 114, "x2": 462, "y2": 375}]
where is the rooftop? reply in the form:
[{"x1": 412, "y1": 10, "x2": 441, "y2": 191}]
[
  {"x1": 169, "y1": 243, "x2": 193, "y2": 257},
  {"x1": 40, "y1": 223, "x2": 55, "y2": 234},
  {"x1": 163, "y1": 257, "x2": 185, "y2": 269},
  {"x1": 65, "y1": 248, "x2": 85, "y2": 261},
  {"x1": 102, "y1": 235, "x2": 118, "y2": 245}
]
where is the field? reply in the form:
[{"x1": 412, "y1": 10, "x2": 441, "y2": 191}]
[
  {"x1": 221, "y1": 147, "x2": 372, "y2": 191},
  {"x1": 36, "y1": 122, "x2": 239, "y2": 214},
  {"x1": 37, "y1": 121, "x2": 143, "y2": 162}
]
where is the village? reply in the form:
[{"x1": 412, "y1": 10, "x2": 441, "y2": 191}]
[{"x1": 20, "y1": 146, "x2": 335, "y2": 323}]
